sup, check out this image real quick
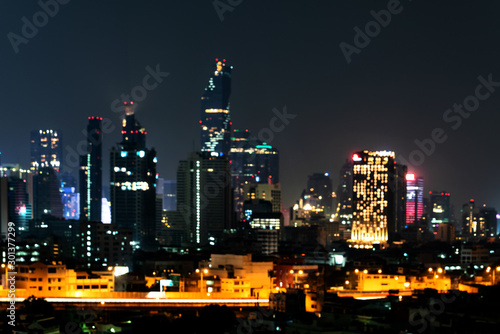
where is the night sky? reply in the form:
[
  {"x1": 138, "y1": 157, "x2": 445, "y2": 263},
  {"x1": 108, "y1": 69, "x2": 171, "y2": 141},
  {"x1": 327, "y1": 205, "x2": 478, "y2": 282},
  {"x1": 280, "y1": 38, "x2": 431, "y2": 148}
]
[{"x1": 1, "y1": 0, "x2": 500, "y2": 214}]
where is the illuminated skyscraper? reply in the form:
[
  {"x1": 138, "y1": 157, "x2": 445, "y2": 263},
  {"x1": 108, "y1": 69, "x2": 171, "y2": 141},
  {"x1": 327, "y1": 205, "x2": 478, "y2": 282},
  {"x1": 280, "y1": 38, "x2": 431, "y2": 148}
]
[
  {"x1": 79, "y1": 117, "x2": 102, "y2": 222},
  {"x1": 230, "y1": 129, "x2": 279, "y2": 220},
  {"x1": 176, "y1": 152, "x2": 232, "y2": 247},
  {"x1": 350, "y1": 150, "x2": 406, "y2": 247},
  {"x1": 429, "y1": 191, "x2": 450, "y2": 233},
  {"x1": 30, "y1": 130, "x2": 62, "y2": 172},
  {"x1": 200, "y1": 58, "x2": 232, "y2": 156},
  {"x1": 405, "y1": 173, "x2": 424, "y2": 226},
  {"x1": 110, "y1": 102, "x2": 157, "y2": 249}
]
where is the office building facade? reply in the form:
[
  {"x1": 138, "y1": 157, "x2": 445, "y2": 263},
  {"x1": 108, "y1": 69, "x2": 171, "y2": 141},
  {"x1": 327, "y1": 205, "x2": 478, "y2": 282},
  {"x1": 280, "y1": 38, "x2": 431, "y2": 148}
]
[
  {"x1": 350, "y1": 150, "x2": 406, "y2": 247},
  {"x1": 30, "y1": 129, "x2": 62, "y2": 173},
  {"x1": 110, "y1": 102, "x2": 157, "y2": 249},
  {"x1": 177, "y1": 152, "x2": 233, "y2": 247},
  {"x1": 405, "y1": 173, "x2": 424, "y2": 226}
]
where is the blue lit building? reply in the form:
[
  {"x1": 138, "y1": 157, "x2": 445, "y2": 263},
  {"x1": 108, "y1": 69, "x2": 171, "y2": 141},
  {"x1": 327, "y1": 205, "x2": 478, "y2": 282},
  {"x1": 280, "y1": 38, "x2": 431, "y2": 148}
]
[
  {"x1": 200, "y1": 58, "x2": 232, "y2": 157},
  {"x1": 110, "y1": 102, "x2": 157, "y2": 250},
  {"x1": 60, "y1": 172, "x2": 79, "y2": 220}
]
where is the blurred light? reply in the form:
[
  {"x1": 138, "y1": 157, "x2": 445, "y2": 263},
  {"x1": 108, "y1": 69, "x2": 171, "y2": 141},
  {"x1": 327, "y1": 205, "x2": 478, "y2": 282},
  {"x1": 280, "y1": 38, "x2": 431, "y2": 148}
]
[{"x1": 406, "y1": 173, "x2": 415, "y2": 181}]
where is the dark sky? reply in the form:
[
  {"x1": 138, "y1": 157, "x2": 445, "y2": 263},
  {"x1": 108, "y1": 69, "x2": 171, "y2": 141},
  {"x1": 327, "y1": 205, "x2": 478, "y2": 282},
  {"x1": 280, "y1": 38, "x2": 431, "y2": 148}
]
[{"x1": 1, "y1": 0, "x2": 500, "y2": 214}]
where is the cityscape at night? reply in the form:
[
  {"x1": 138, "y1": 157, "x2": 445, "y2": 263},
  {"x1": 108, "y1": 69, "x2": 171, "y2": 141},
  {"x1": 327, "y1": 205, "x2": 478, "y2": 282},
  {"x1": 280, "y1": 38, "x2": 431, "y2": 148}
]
[{"x1": 1, "y1": 1, "x2": 500, "y2": 333}]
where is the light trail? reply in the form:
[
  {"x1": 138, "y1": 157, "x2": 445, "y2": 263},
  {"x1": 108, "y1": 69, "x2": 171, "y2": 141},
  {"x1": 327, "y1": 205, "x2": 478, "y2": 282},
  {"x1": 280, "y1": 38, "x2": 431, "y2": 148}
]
[{"x1": 0, "y1": 297, "x2": 269, "y2": 304}]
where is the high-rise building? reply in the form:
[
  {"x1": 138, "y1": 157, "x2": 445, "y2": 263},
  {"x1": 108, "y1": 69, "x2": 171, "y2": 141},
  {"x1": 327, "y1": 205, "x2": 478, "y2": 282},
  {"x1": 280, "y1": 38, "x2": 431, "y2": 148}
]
[
  {"x1": 176, "y1": 152, "x2": 233, "y2": 247},
  {"x1": 163, "y1": 180, "x2": 177, "y2": 211},
  {"x1": 305, "y1": 173, "x2": 333, "y2": 218},
  {"x1": 33, "y1": 167, "x2": 63, "y2": 219},
  {"x1": 30, "y1": 130, "x2": 62, "y2": 173},
  {"x1": 243, "y1": 183, "x2": 282, "y2": 214},
  {"x1": 79, "y1": 117, "x2": 103, "y2": 222},
  {"x1": 429, "y1": 191, "x2": 451, "y2": 233},
  {"x1": 242, "y1": 183, "x2": 282, "y2": 255},
  {"x1": 230, "y1": 129, "x2": 279, "y2": 220},
  {"x1": 480, "y1": 207, "x2": 498, "y2": 238},
  {"x1": 350, "y1": 150, "x2": 406, "y2": 247},
  {"x1": 200, "y1": 58, "x2": 232, "y2": 157},
  {"x1": 461, "y1": 200, "x2": 498, "y2": 239},
  {"x1": 0, "y1": 177, "x2": 9, "y2": 241},
  {"x1": 335, "y1": 160, "x2": 353, "y2": 238},
  {"x1": 6, "y1": 176, "x2": 32, "y2": 233},
  {"x1": 110, "y1": 102, "x2": 157, "y2": 249},
  {"x1": 0, "y1": 165, "x2": 32, "y2": 234},
  {"x1": 405, "y1": 173, "x2": 424, "y2": 226},
  {"x1": 60, "y1": 172, "x2": 79, "y2": 220}
]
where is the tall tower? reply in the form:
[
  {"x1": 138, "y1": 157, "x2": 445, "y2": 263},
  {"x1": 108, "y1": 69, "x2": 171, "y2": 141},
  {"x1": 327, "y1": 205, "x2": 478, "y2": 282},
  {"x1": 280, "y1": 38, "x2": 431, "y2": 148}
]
[
  {"x1": 429, "y1": 191, "x2": 451, "y2": 233},
  {"x1": 405, "y1": 173, "x2": 424, "y2": 226},
  {"x1": 177, "y1": 152, "x2": 232, "y2": 247},
  {"x1": 350, "y1": 150, "x2": 406, "y2": 247},
  {"x1": 30, "y1": 130, "x2": 62, "y2": 173},
  {"x1": 79, "y1": 117, "x2": 102, "y2": 221},
  {"x1": 110, "y1": 102, "x2": 157, "y2": 249},
  {"x1": 200, "y1": 58, "x2": 232, "y2": 157}
]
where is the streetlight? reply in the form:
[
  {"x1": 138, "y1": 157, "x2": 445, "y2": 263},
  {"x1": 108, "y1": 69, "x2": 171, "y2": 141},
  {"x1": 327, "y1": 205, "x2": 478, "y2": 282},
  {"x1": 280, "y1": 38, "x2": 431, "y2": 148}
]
[
  {"x1": 289, "y1": 270, "x2": 296, "y2": 288},
  {"x1": 196, "y1": 268, "x2": 209, "y2": 293},
  {"x1": 1, "y1": 264, "x2": 12, "y2": 289}
]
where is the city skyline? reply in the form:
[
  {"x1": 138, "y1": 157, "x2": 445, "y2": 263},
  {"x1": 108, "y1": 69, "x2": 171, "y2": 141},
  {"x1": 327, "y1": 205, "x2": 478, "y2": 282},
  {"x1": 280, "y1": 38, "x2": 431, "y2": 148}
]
[
  {"x1": 1, "y1": 1, "x2": 500, "y2": 212},
  {"x1": 3, "y1": 2, "x2": 500, "y2": 332}
]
